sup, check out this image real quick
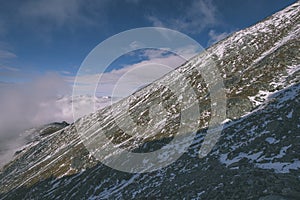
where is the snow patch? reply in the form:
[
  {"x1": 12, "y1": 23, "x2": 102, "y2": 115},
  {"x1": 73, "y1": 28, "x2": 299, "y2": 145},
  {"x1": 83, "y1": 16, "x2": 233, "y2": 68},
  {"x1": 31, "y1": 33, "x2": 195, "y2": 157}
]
[
  {"x1": 256, "y1": 160, "x2": 300, "y2": 173},
  {"x1": 265, "y1": 137, "x2": 279, "y2": 144}
]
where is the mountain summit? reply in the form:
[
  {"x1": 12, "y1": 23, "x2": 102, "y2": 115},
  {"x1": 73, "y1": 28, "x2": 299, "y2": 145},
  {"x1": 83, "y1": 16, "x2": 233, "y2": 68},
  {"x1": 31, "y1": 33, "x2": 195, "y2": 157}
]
[{"x1": 1, "y1": 2, "x2": 299, "y2": 199}]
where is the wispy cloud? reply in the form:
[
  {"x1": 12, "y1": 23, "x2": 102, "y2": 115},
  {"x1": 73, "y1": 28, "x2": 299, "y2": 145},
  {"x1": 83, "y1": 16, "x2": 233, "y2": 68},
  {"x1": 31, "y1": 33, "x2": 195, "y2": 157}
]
[
  {"x1": 207, "y1": 29, "x2": 232, "y2": 46},
  {"x1": 0, "y1": 65, "x2": 19, "y2": 72},
  {"x1": 0, "y1": 49, "x2": 17, "y2": 60},
  {"x1": 0, "y1": 44, "x2": 19, "y2": 84},
  {"x1": 147, "y1": 0, "x2": 219, "y2": 34},
  {"x1": 0, "y1": 47, "x2": 18, "y2": 76},
  {"x1": 147, "y1": 16, "x2": 165, "y2": 27},
  {"x1": 20, "y1": 0, "x2": 87, "y2": 28},
  {"x1": 18, "y1": 0, "x2": 109, "y2": 36},
  {"x1": 61, "y1": 70, "x2": 72, "y2": 75}
]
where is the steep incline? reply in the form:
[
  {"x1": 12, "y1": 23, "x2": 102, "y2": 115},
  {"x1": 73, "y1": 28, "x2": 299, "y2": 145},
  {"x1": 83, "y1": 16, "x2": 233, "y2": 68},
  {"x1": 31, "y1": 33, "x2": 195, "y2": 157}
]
[{"x1": 0, "y1": 2, "x2": 299, "y2": 199}]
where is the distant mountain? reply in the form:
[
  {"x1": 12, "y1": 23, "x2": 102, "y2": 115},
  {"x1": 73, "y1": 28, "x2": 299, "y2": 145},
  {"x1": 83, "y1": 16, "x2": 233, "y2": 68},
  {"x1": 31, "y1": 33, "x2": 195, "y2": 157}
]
[
  {"x1": 0, "y1": 95, "x2": 112, "y2": 168},
  {"x1": 0, "y1": 2, "x2": 299, "y2": 199}
]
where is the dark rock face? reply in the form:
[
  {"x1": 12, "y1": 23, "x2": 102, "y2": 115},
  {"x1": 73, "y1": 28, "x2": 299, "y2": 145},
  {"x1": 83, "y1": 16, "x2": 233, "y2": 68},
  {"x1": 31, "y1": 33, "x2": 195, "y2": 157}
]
[
  {"x1": 0, "y1": 2, "x2": 300, "y2": 199},
  {"x1": 12, "y1": 121, "x2": 69, "y2": 157},
  {"x1": 38, "y1": 121, "x2": 70, "y2": 137}
]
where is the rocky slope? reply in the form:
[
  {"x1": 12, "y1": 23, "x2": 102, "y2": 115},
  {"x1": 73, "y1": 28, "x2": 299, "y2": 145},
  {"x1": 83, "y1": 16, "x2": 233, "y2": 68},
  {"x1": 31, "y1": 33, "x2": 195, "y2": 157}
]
[{"x1": 0, "y1": 2, "x2": 299, "y2": 199}]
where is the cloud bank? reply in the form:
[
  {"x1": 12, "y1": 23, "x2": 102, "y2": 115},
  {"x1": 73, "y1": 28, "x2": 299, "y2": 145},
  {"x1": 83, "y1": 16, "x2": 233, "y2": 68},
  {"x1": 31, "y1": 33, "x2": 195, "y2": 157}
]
[{"x1": 0, "y1": 73, "x2": 70, "y2": 166}]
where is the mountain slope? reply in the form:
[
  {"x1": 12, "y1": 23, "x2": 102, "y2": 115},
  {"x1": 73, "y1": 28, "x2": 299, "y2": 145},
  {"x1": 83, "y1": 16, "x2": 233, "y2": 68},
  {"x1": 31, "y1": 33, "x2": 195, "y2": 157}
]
[{"x1": 0, "y1": 2, "x2": 299, "y2": 199}]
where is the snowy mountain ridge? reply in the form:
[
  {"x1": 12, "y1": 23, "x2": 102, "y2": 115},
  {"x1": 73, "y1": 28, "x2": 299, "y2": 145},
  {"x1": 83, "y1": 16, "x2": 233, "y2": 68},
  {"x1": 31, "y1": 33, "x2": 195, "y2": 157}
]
[{"x1": 0, "y1": 2, "x2": 299, "y2": 199}]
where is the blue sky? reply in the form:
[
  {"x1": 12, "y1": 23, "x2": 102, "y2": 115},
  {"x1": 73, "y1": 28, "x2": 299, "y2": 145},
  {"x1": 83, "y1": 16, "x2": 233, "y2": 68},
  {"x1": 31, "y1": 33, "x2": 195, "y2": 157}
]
[{"x1": 0, "y1": 0, "x2": 297, "y2": 83}]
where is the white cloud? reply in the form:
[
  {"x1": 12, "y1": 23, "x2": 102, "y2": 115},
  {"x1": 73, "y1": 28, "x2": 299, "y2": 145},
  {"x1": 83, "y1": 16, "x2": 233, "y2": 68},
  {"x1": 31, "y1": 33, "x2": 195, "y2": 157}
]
[
  {"x1": 0, "y1": 48, "x2": 18, "y2": 75},
  {"x1": 0, "y1": 72, "x2": 73, "y2": 166},
  {"x1": 129, "y1": 41, "x2": 145, "y2": 50},
  {"x1": 207, "y1": 29, "x2": 232, "y2": 45},
  {"x1": 174, "y1": 44, "x2": 202, "y2": 58},
  {"x1": 0, "y1": 49, "x2": 17, "y2": 60},
  {"x1": 0, "y1": 73, "x2": 70, "y2": 139},
  {"x1": 140, "y1": 49, "x2": 168, "y2": 59},
  {"x1": 0, "y1": 72, "x2": 117, "y2": 167},
  {"x1": 147, "y1": 16, "x2": 165, "y2": 27},
  {"x1": 70, "y1": 47, "x2": 199, "y2": 97},
  {"x1": 0, "y1": 65, "x2": 19, "y2": 72},
  {"x1": 147, "y1": 0, "x2": 219, "y2": 34},
  {"x1": 61, "y1": 70, "x2": 72, "y2": 75}
]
